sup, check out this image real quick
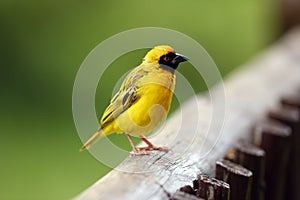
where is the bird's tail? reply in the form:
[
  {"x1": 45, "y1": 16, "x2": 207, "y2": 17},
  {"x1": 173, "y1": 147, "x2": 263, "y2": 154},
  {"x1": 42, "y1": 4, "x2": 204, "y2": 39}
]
[{"x1": 80, "y1": 130, "x2": 104, "y2": 151}]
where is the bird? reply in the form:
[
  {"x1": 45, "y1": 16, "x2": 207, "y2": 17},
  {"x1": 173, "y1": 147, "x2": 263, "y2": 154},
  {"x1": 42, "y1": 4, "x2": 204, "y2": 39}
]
[{"x1": 80, "y1": 45, "x2": 189, "y2": 155}]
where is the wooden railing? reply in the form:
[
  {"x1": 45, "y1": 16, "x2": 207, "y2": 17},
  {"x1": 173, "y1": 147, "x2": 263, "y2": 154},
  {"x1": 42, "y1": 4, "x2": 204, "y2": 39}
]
[{"x1": 75, "y1": 27, "x2": 300, "y2": 200}]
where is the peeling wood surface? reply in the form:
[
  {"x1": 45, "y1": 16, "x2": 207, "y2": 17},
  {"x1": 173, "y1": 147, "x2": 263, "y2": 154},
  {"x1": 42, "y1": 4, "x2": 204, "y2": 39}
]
[{"x1": 75, "y1": 28, "x2": 300, "y2": 200}]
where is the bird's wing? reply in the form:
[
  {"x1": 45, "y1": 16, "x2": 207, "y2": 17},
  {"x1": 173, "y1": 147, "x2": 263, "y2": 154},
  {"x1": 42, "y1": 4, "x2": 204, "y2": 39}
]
[{"x1": 99, "y1": 67, "x2": 145, "y2": 128}]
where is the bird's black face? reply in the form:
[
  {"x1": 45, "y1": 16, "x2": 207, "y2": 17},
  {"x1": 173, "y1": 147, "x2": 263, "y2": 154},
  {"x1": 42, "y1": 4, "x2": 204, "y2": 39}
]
[{"x1": 159, "y1": 52, "x2": 189, "y2": 71}]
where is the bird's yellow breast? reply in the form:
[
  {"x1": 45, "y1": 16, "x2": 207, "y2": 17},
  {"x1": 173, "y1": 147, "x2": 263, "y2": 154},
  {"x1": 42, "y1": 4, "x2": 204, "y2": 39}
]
[
  {"x1": 131, "y1": 84, "x2": 173, "y2": 124},
  {"x1": 114, "y1": 68, "x2": 175, "y2": 137},
  {"x1": 115, "y1": 84, "x2": 174, "y2": 136}
]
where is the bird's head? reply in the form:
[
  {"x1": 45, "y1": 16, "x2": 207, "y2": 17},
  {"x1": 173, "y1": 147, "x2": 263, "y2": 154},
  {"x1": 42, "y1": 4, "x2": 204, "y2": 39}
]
[{"x1": 143, "y1": 45, "x2": 189, "y2": 70}]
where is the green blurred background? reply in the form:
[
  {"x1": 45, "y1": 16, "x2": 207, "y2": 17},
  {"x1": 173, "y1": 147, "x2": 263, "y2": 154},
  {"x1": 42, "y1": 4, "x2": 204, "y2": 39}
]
[{"x1": 0, "y1": 0, "x2": 280, "y2": 199}]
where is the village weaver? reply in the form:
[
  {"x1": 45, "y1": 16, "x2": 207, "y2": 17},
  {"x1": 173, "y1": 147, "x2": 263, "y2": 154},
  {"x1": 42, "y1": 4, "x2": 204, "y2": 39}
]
[{"x1": 80, "y1": 45, "x2": 188, "y2": 155}]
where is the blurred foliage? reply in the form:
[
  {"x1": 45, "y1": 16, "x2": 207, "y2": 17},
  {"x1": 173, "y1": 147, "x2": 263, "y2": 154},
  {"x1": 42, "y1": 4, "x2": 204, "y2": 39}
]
[{"x1": 0, "y1": 0, "x2": 279, "y2": 199}]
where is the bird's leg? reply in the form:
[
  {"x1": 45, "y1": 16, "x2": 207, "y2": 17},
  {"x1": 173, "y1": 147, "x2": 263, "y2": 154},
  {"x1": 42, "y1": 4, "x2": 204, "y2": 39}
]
[
  {"x1": 137, "y1": 136, "x2": 169, "y2": 152},
  {"x1": 125, "y1": 134, "x2": 150, "y2": 155}
]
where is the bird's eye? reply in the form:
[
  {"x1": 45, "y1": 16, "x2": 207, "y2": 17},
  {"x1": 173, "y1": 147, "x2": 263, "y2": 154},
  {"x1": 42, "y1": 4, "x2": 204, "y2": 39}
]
[{"x1": 164, "y1": 56, "x2": 170, "y2": 62}]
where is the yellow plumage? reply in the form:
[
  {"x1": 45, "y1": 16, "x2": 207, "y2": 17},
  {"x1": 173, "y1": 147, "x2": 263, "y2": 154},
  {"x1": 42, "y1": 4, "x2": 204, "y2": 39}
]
[{"x1": 80, "y1": 45, "x2": 188, "y2": 155}]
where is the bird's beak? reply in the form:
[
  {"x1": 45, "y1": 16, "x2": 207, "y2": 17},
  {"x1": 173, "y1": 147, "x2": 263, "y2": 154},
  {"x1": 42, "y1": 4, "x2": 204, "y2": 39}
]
[{"x1": 172, "y1": 53, "x2": 189, "y2": 64}]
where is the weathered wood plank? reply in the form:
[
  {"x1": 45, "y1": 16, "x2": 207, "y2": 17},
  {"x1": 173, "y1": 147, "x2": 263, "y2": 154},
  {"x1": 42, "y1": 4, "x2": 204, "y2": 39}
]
[{"x1": 75, "y1": 27, "x2": 300, "y2": 200}]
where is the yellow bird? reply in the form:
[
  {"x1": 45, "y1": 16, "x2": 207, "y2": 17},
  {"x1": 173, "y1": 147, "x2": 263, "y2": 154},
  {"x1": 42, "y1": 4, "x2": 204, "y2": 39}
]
[{"x1": 80, "y1": 45, "x2": 188, "y2": 155}]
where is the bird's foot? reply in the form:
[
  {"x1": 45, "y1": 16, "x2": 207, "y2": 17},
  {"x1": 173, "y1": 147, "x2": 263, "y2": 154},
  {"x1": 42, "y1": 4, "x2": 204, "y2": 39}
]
[
  {"x1": 130, "y1": 149, "x2": 151, "y2": 155},
  {"x1": 130, "y1": 146, "x2": 169, "y2": 156},
  {"x1": 137, "y1": 145, "x2": 169, "y2": 152}
]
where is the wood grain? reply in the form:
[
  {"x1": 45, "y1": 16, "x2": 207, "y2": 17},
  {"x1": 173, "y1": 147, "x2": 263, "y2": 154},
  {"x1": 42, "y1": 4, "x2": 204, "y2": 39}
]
[{"x1": 75, "y1": 27, "x2": 300, "y2": 200}]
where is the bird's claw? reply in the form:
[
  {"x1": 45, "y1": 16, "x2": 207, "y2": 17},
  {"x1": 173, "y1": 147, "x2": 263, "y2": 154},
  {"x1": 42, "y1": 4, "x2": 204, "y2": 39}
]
[
  {"x1": 154, "y1": 146, "x2": 169, "y2": 152},
  {"x1": 130, "y1": 145, "x2": 169, "y2": 156},
  {"x1": 137, "y1": 146, "x2": 169, "y2": 152},
  {"x1": 130, "y1": 150, "x2": 151, "y2": 155}
]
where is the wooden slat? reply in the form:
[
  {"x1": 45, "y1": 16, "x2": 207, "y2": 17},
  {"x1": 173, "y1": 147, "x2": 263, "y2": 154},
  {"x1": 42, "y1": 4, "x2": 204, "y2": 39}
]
[
  {"x1": 215, "y1": 159, "x2": 253, "y2": 200},
  {"x1": 253, "y1": 120, "x2": 292, "y2": 200},
  {"x1": 196, "y1": 174, "x2": 230, "y2": 200},
  {"x1": 280, "y1": 93, "x2": 300, "y2": 200},
  {"x1": 75, "y1": 27, "x2": 300, "y2": 200},
  {"x1": 225, "y1": 143, "x2": 266, "y2": 200}
]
